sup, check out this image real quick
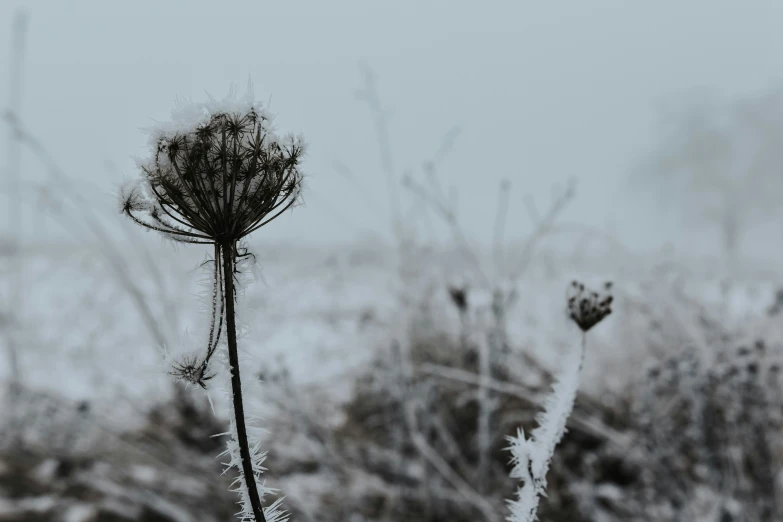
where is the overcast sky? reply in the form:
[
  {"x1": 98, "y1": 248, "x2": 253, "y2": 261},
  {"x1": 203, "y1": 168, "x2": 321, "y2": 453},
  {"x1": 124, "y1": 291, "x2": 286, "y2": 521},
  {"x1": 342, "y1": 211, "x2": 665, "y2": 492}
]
[{"x1": 2, "y1": 0, "x2": 783, "y2": 253}]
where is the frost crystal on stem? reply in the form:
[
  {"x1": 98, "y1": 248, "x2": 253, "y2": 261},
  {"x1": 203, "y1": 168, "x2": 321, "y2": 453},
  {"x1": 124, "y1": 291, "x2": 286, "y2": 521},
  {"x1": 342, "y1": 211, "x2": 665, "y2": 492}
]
[{"x1": 120, "y1": 89, "x2": 305, "y2": 522}]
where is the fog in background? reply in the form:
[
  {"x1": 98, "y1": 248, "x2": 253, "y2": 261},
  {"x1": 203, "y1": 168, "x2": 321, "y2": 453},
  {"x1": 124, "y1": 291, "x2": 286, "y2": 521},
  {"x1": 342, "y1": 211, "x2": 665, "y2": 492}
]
[
  {"x1": 3, "y1": 0, "x2": 783, "y2": 258},
  {"x1": 5, "y1": 3, "x2": 783, "y2": 521}
]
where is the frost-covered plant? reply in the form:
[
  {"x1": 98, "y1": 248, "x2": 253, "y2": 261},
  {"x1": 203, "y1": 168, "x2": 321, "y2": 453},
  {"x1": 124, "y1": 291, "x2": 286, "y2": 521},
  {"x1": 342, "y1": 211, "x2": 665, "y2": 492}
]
[
  {"x1": 633, "y1": 340, "x2": 783, "y2": 521},
  {"x1": 506, "y1": 281, "x2": 612, "y2": 522},
  {"x1": 120, "y1": 90, "x2": 305, "y2": 522}
]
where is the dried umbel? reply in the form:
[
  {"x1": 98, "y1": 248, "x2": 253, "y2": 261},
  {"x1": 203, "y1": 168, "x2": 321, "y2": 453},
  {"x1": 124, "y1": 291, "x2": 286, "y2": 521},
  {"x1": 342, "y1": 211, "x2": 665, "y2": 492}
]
[
  {"x1": 568, "y1": 281, "x2": 613, "y2": 332},
  {"x1": 120, "y1": 95, "x2": 304, "y2": 522},
  {"x1": 122, "y1": 107, "x2": 303, "y2": 246}
]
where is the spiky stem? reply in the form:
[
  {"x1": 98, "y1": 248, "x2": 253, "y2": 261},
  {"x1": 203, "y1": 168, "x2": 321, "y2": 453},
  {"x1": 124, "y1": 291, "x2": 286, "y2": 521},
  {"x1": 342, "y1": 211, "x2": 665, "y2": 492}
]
[{"x1": 222, "y1": 240, "x2": 267, "y2": 522}]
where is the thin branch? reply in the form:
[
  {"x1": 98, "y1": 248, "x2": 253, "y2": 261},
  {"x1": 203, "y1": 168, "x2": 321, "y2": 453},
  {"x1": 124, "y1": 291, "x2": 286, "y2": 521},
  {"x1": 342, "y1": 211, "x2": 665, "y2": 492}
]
[
  {"x1": 393, "y1": 343, "x2": 499, "y2": 521},
  {"x1": 403, "y1": 174, "x2": 492, "y2": 288},
  {"x1": 5, "y1": 118, "x2": 170, "y2": 348},
  {"x1": 506, "y1": 179, "x2": 575, "y2": 286},
  {"x1": 356, "y1": 62, "x2": 402, "y2": 240},
  {"x1": 492, "y1": 179, "x2": 511, "y2": 280},
  {"x1": 3, "y1": 8, "x2": 28, "y2": 386},
  {"x1": 417, "y1": 362, "x2": 630, "y2": 452}
]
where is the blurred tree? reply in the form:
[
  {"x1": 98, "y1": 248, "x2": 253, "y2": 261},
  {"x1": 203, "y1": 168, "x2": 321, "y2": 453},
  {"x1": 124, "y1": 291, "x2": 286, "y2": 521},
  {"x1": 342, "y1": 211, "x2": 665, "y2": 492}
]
[{"x1": 637, "y1": 90, "x2": 783, "y2": 264}]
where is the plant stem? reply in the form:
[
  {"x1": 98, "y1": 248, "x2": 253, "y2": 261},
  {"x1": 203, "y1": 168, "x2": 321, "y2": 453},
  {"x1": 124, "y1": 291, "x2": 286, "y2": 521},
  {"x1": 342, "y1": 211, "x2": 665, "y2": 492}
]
[
  {"x1": 222, "y1": 241, "x2": 267, "y2": 522},
  {"x1": 4, "y1": 10, "x2": 28, "y2": 388}
]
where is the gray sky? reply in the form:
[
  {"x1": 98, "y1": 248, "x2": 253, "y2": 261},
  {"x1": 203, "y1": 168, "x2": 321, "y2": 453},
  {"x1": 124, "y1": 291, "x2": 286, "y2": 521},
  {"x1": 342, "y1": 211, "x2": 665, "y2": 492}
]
[{"x1": 3, "y1": 0, "x2": 783, "y2": 252}]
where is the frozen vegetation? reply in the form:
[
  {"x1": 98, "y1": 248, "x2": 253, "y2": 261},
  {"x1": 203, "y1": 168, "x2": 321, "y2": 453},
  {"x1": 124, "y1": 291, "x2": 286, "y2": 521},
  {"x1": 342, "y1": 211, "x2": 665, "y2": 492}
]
[
  {"x1": 2, "y1": 16, "x2": 783, "y2": 519},
  {"x1": 1, "y1": 227, "x2": 782, "y2": 521}
]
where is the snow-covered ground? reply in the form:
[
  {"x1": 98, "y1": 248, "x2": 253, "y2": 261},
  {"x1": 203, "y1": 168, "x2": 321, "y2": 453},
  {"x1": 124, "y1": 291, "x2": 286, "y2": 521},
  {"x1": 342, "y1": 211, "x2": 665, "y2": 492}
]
[
  {"x1": 2, "y1": 232, "x2": 783, "y2": 522},
  {"x1": 3, "y1": 234, "x2": 781, "y2": 417}
]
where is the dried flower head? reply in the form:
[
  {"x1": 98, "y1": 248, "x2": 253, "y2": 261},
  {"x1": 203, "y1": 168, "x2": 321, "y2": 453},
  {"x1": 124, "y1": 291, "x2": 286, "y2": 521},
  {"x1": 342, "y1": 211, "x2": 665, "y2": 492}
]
[
  {"x1": 122, "y1": 104, "x2": 304, "y2": 245},
  {"x1": 567, "y1": 280, "x2": 613, "y2": 332}
]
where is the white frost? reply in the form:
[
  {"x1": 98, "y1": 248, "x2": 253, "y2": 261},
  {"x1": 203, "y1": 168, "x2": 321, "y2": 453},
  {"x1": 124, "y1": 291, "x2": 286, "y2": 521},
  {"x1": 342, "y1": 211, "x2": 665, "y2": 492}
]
[{"x1": 506, "y1": 334, "x2": 586, "y2": 522}]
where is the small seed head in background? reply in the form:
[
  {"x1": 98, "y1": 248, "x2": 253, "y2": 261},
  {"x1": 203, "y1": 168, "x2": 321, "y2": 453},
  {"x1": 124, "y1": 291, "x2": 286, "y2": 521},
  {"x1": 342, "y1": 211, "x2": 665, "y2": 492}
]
[
  {"x1": 448, "y1": 285, "x2": 469, "y2": 314},
  {"x1": 567, "y1": 280, "x2": 613, "y2": 332}
]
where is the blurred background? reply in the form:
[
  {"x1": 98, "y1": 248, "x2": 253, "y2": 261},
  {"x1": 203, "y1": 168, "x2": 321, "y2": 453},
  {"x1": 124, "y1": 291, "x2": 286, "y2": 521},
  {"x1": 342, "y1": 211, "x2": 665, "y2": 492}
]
[{"x1": 1, "y1": 1, "x2": 783, "y2": 521}]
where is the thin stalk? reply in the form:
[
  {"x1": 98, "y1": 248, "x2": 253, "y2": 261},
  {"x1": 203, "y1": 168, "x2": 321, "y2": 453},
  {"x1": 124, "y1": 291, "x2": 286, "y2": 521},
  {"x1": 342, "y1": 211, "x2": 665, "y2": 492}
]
[
  {"x1": 222, "y1": 240, "x2": 267, "y2": 522},
  {"x1": 4, "y1": 10, "x2": 28, "y2": 387},
  {"x1": 476, "y1": 331, "x2": 493, "y2": 493}
]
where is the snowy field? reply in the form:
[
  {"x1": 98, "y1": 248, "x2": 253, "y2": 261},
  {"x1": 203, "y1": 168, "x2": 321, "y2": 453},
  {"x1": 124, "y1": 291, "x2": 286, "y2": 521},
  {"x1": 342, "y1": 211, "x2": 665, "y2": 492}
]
[
  {"x1": 4, "y1": 236, "x2": 780, "y2": 403},
  {"x1": 2, "y1": 230, "x2": 782, "y2": 521}
]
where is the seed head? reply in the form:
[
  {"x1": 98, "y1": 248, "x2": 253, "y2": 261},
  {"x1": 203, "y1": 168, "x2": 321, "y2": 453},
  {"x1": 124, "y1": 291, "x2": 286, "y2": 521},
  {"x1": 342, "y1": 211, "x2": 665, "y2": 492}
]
[
  {"x1": 170, "y1": 355, "x2": 215, "y2": 389},
  {"x1": 567, "y1": 280, "x2": 613, "y2": 332},
  {"x1": 448, "y1": 285, "x2": 469, "y2": 314},
  {"x1": 121, "y1": 97, "x2": 305, "y2": 245}
]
